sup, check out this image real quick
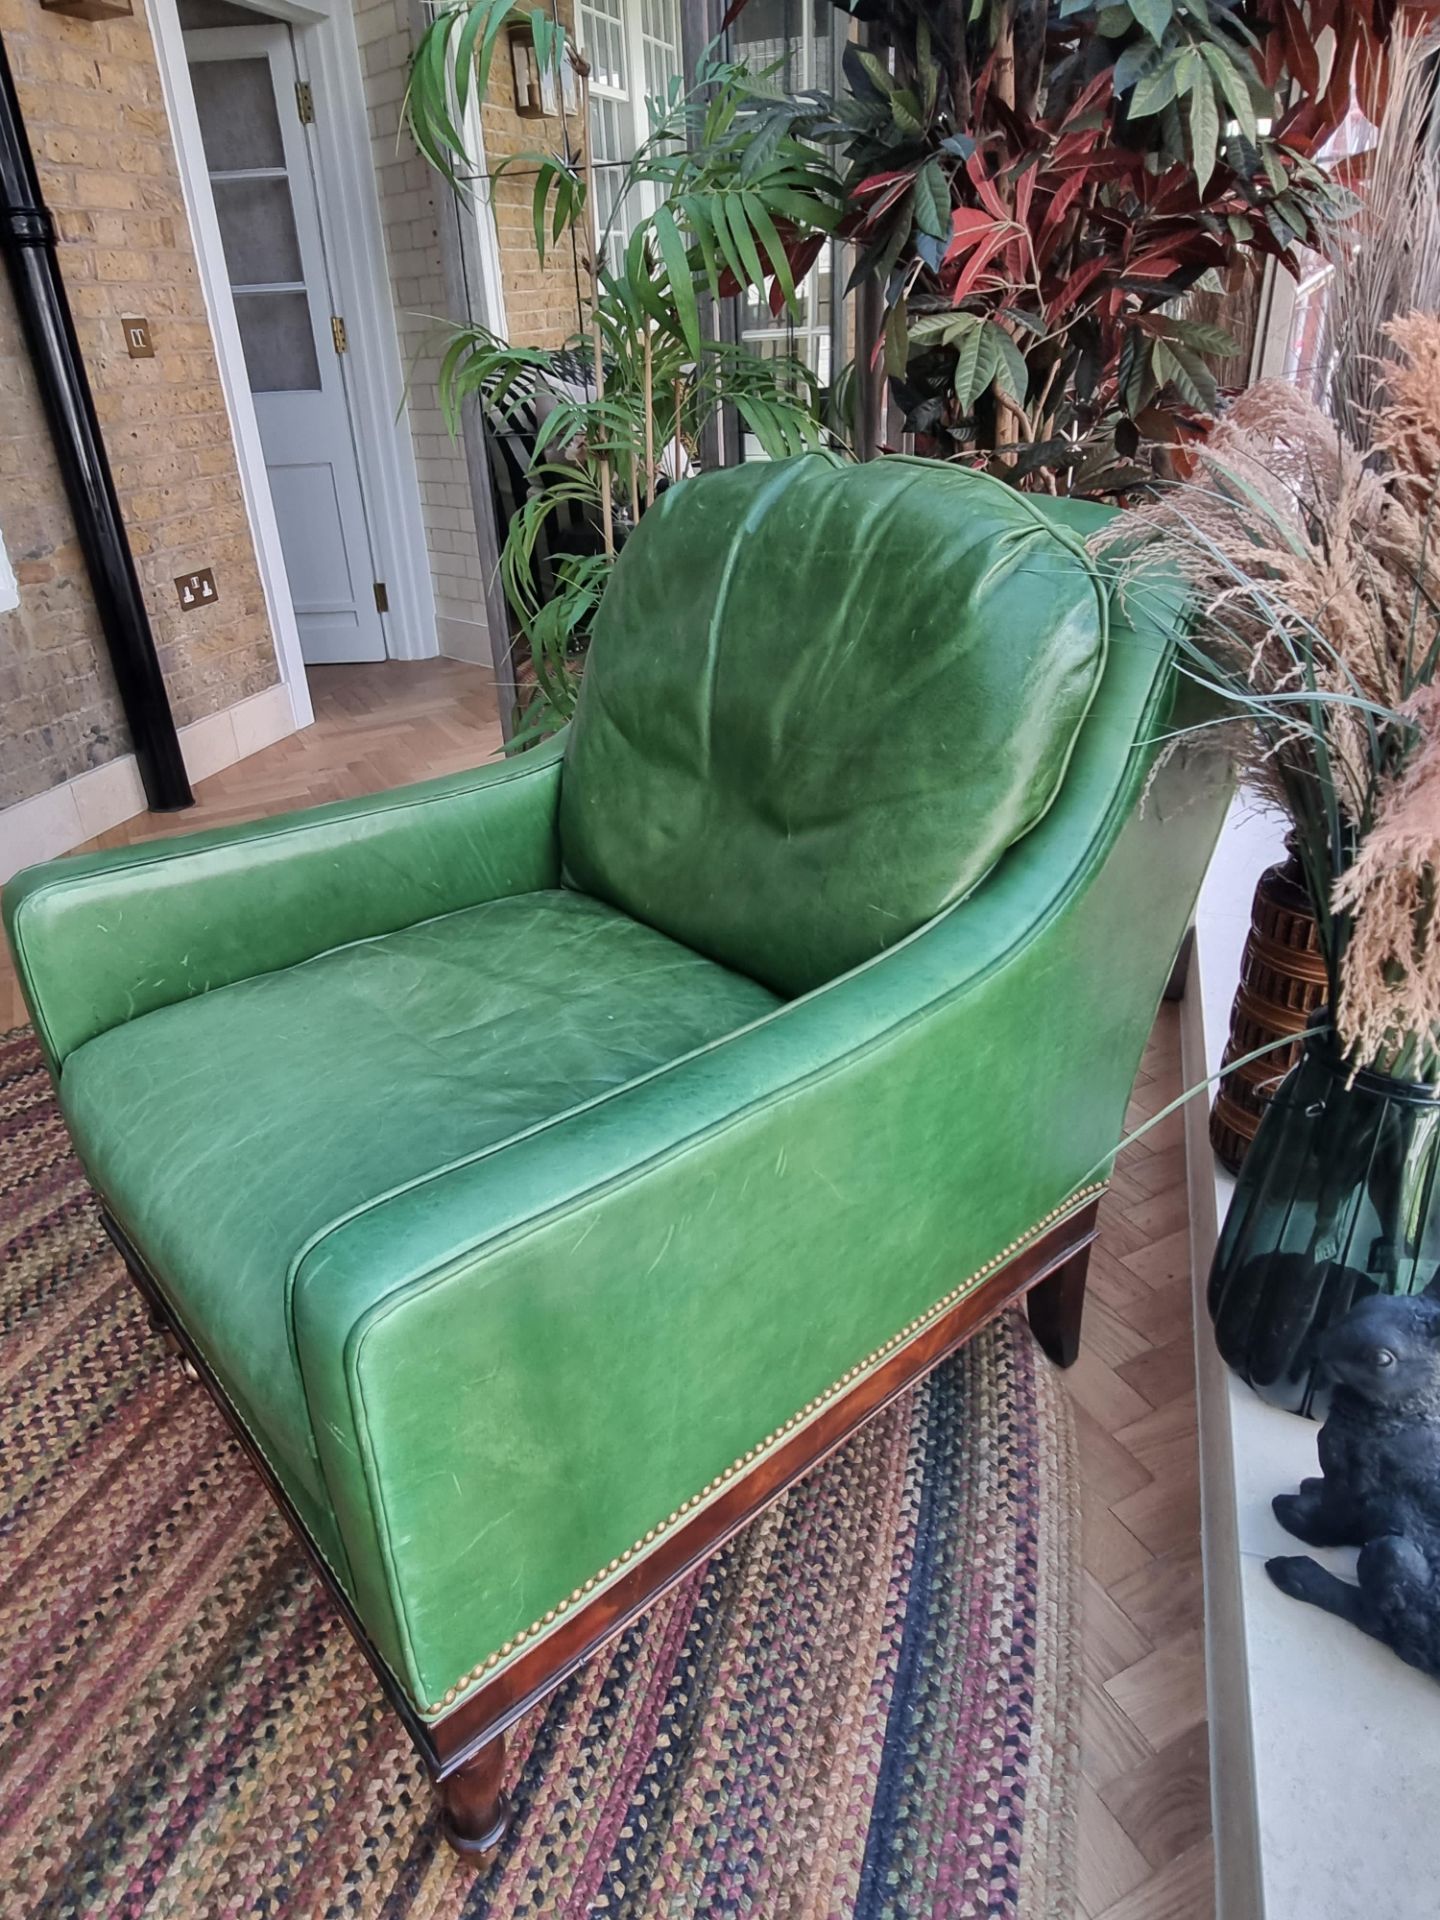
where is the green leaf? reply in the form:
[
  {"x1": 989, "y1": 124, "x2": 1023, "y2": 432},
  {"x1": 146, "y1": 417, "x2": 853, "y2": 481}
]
[
  {"x1": 1129, "y1": 54, "x2": 1180, "y2": 116},
  {"x1": 1096, "y1": 4, "x2": 1132, "y2": 32},
  {"x1": 1152, "y1": 339, "x2": 1212, "y2": 410},
  {"x1": 651, "y1": 204, "x2": 700, "y2": 359},
  {"x1": 1151, "y1": 315, "x2": 1239, "y2": 356},
  {"x1": 720, "y1": 192, "x2": 769, "y2": 299},
  {"x1": 912, "y1": 158, "x2": 950, "y2": 240},
  {"x1": 990, "y1": 325, "x2": 1030, "y2": 403},
  {"x1": 1272, "y1": 193, "x2": 1309, "y2": 239},
  {"x1": 951, "y1": 316, "x2": 998, "y2": 410},
  {"x1": 1128, "y1": 0, "x2": 1172, "y2": 43},
  {"x1": 452, "y1": 1, "x2": 493, "y2": 116},
  {"x1": 889, "y1": 88, "x2": 925, "y2": 136},
  {"x1": 1118, "y1": 328, "x2": 1153, "y2": 416},
  {"x1": 998, "y1": 305, "x2": 1048, "y2": 336},
  {"x1": 884, "y1": 297, "x2": 909, "y2": 377},
  {"x1": 1174, "y1": 45, "x2": 1204, "y2": 97},
  {"x1": 1114, "y1": 40, "x2": 1162, "y2": 95},
  {"x1": 1200, "y1": 42, "x2": 1258, "y2": 141},
  {"x1": 856, "y1": 50, "x2": 897, "y2": 99},
  {"x1": 743, "y1": 193, "x2": 797, "y2": 311},
  {"x1": 1189, "y1": 75, "x2": 1220, "y2": 189}
]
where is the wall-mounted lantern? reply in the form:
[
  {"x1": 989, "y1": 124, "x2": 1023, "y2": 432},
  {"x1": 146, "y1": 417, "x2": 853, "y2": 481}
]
[
  {"x1": 507, "y1": 25, "x2": 577, "y2": 118},
  {"x1": 508, "y1": 26, "x2": 549, "y2": 118}
]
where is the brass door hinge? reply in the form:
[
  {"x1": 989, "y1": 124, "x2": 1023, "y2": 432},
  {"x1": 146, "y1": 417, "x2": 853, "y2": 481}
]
[
  {"x1": 373, "y1": 581, "x2": 389, "y2": 614},
  {"x1": 295, "y1": 80, "x2": 315, "y2": 124},
  {"x1": 330, "y1": 314, "x2": 347, "y2": 355}
]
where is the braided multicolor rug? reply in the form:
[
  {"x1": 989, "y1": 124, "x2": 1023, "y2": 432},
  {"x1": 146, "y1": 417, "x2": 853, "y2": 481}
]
[{"x1": 0, "y1": 1025, "x2": 1080, "y2": 1919}]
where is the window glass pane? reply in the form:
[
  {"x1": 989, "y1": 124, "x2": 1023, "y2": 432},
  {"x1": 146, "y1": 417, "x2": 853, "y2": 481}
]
[
  {"x1": 809, "y1": 0, "x2": 836, "y2": 89},
  {"x1": 732, "y1": 0, "x2": 793, "y2": 81},
  {"x1": 589, "y1": 93, "x2": 637, "y2": 253},
  {"x1": 641, "y1": 0, "x2": 680, "y2": 97},
  {"x1": 233, "y1": 289, "x2": 321, "y2": 392},
  {"x1": 212, "y1": 177, "x2": 305, "y2": 287},
  {"x1": 579, "y1": 0, "x2": 627, "y2": 90},
  {"x1": 189, "y1": 57, "x2": 284, "y2": 171}
]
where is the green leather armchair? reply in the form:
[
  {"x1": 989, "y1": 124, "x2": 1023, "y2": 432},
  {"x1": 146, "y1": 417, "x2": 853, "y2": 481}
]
[{"x1": 4, "y1": 454, "x2": 1227, "y2": 1859}]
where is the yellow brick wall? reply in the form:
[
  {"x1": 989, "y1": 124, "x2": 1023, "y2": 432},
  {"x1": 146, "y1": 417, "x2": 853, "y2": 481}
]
[
  {"x1": 481, "y1": 5, "x2": 587, "y2": 352},
  {"x1": 0, "y1": 0, "x2": 278, "y2": 812}
]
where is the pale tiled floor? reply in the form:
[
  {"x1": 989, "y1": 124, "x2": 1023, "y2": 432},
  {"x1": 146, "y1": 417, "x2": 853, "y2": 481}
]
[{"x1": 0, "y1": 656, "x2": 1210, "y2": 1913}]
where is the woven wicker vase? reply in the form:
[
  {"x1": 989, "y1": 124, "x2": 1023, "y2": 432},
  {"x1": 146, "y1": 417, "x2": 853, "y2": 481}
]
[{"x1": 1209, "y1": 845, "x2": 1327, "y2": 1173}]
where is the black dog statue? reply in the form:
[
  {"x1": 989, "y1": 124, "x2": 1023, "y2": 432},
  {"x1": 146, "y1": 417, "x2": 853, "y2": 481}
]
[{"x1": 1267, "y1": 1292, "x2": 1440, "y2": 1680}]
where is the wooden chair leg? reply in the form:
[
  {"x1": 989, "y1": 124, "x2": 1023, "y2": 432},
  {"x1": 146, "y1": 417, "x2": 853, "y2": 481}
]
[
  {"x1": 437, "y1": 1732, "x2": 513, "y2": 1863},
  {"x1": 1026, "y1": 1242, "x2": 1091, "y2": 1369}
]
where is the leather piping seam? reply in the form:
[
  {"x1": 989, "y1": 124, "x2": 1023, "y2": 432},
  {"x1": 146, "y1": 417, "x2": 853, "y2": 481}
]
[
  {"x1": 9, "y1": 739, "x2": 566, "y2": 1072},
  {"x1": 409, "y1": 1180, "x2": 1106, "y2": 1720}
]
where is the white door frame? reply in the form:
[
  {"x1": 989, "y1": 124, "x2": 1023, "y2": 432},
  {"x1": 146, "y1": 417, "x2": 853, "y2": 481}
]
[{"x1": 146, "y1": 0, "x2": 444, "y2": 702}]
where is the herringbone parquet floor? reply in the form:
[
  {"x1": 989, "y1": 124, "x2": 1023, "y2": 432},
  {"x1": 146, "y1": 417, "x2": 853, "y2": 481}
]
[
  {"x1": 1075, "y1": 1013, "x2": 1212, "y2": 1919},
  {"x1": 1, "y1": 656, "x2": 1211, "y2": 1915}
]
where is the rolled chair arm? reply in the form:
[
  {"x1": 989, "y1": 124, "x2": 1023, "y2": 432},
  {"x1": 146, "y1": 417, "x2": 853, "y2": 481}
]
[{"x1": 4, "y1": 734, "x2": 566, "y2": 1075}]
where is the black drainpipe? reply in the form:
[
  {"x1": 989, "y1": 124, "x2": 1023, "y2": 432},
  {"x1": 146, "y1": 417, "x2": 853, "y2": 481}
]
[{"x1": 0, "y1": 35, "x2": 192, "y2": 812}]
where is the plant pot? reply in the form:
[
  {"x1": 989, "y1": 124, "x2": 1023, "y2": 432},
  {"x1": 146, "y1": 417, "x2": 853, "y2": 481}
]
[
  {"x1": 1208, "y1": 843, "x2": 1327, "y2": 1174},
  {"x1": 1208, "y1": 1025, "x2": 1440, "y2": 1416}
]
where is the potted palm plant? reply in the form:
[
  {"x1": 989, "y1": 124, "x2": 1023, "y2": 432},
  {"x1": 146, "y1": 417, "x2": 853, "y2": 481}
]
[{"x1": 406, "y1": 23, "x2": 846, "y2": 740}]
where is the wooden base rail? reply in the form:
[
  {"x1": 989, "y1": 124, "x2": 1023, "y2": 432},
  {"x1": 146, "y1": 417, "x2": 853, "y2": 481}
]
[{"x1": 101, "y1": 1196, "x2": 1098, "y2": 1863}]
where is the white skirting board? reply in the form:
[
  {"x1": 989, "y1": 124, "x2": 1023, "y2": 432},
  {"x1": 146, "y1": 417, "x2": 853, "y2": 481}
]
[
  {"x1": 1186, "y1": 798, "x2": 1440, "y2": 1920},
  {"x1": 0, "y1": 681, "x2": 301, "y2": 885}
]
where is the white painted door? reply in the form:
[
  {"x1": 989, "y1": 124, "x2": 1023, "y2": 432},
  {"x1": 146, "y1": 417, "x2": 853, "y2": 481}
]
[{"x1": 186, "y1": 24, "x2": 386, "y2": 664}]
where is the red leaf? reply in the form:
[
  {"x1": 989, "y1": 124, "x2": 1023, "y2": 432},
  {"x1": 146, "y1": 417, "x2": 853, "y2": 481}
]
[
  {"x1": 950, "y1": 225, "x2": 1017, "y2": 303},
  {"x1": 1013, "y1": 160, "x2": 1037, "y2": 231},
  {"x1": 1057, "y1": 65, "x2": 1116, "y2": 134},
  {"x1": 943, "y1": 205, "x2": 1004, "y2": 262},
  {"x1": 1124, "y1": 251, "x2": 1186, "y2": 278},
  {"x1": 770, "y1": 234, "x2": 825, "y2": 315},
  {"x1": 854, "y1": 169, "x2": 916, "y2": 198},
  {"x1": 1280, "y1": 0, "x2": 1321, "y2": 92},
  {"x1": 965, "y1": 150, "x2": 1010, "y2": 222},
  {"x1": 1323, "y1": 8, "x2": 1360, "y2": 132},
  {"x1": 857, "y1": 177, "x2": 918, "y2": 233},
  {"x1": 1035, "y1": 170, "x2": 1088, "y2": 266},
  {"x1": 1048, "y1": 255, "x2": 1108, "y2": 319}
]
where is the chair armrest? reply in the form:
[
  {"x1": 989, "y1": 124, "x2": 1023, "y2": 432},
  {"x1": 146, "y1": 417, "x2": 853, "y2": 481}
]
[
  {"x1": 288, "y1": 633, "x2": 1230, "y2": 1718},
  {"x1": 4, "y1": 734, "x2": 566, "y2": 1074}
]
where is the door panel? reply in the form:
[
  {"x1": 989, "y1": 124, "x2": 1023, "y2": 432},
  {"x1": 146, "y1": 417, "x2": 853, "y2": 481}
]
[
  {"x1": 267, "y1": 464, "x2": 359, "y2": 612},
  {"x1": 187, "y1": 27, "x2": 386, "y2": 664}
]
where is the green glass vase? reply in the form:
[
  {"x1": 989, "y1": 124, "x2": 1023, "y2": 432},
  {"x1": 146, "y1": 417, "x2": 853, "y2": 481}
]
[{"x1": 1207, "y1": 1027, "x2": 1440, "y2": 1416}]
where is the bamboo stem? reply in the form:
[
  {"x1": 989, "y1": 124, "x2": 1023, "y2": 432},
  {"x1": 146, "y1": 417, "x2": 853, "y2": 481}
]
[
  {"x1": 576, "y1": 61, "x2": 614, "y2": 556},
  {"x1": 642, "y1": 321, "x2": 656, "y2": 510},
  {"x1": 673, "y1": 374, "x2": 684, "y2": 487}
]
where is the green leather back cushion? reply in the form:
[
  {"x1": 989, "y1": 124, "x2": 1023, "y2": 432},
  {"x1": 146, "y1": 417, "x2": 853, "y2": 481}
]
[{"x1": 559, "y1": 452, "x2": 1111, "y2": 996}]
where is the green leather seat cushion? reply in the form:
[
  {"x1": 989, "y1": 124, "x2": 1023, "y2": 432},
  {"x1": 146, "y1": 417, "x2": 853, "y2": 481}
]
[
  {"x1": 60, "y1": 888, "x2": 781, "y2": 1529},
  {"x1": 560, "y1": 453, "x2": 1111, "y2": 995}
]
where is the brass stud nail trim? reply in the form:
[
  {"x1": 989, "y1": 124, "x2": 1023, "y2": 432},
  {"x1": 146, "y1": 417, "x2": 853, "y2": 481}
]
[{"x1": 422, "y1": 1186, "x2": 1104, "y2": 1714}]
